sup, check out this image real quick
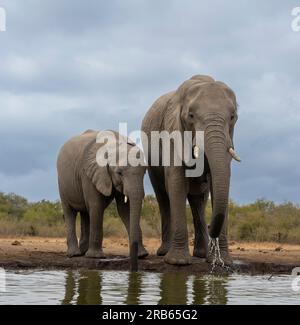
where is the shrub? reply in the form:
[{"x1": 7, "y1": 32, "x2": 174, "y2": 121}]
[{"x1": 0, "y1": 192, "x2": 300, "y2": 244}]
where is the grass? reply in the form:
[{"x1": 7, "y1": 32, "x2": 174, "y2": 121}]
[{"x1": 0, "y1": 192, "x2": 300, "y2": 244}]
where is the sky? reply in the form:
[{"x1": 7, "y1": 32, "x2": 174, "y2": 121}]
[{"x1": 0, "y1": 0, "x2": 299, "y2": 204}]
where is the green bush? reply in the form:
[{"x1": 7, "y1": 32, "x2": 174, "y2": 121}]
[
  {"x1": 23, "y1": 200, "x2": 63, "y2": 226},
  {"x1": 0, "y1": 192, "x2": 300, "y2": 244},
  {"x1": 0, "y1": 192, "x2": 28, "y2": 219}
]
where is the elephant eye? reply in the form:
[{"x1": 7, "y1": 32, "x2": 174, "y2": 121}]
[
  {"x1": 188, "y1": 112, "x2": 194, "y2": 119},
  {"x1": 117, "y1": 171, "x2": 123, "y2": 176}
]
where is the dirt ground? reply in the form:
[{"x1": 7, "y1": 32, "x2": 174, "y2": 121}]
[{"x1": 0, "y1": 237, "x2": 299, "y2": 274}]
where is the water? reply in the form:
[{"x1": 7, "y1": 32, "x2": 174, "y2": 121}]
[
  {"x1": 208, "y1": 238, "x2": 227, "y2": 272},
  {"x1": 0, "y1": 270, "x2": 299, "y2": 305}
]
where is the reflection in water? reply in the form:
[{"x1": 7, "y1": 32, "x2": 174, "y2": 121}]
[
  {"x1": 193, "y1": 276, "x2": 228, "y2": 305},
  {"x1": 126, "y1": 272, "x2": 142, "y2": 305},
  {"x1": 1, "y1": 271, "x2": 298, "y2": 305},
  {"x1": 159, "y1": 273, "x2": 188, "y2": 305},
  {"x1": 62, "y1": 271, "x2": 102, "y2": 305},
  {"x1": 61, "y1": 271, "x2": 228, "y2": 305},
  {"x1": 192, "y1": 277, "x2": 207, "y2": 305},
  {"x1": 61, "y1": 271, "x2": 76, "y2": 305},
  {"x1": 206, "y1": 276, "x2": 228, "y2": 305},
  {"x1": 77, "y1": 271, "x2": 102, "y2": 305}
]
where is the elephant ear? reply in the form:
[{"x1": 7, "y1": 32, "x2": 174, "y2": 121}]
[
  {"x1": 164, "y1": 94, "x2": 184, "y2": 133},
  {"x1": 84, "y1": 139, "x2": 112, "y2": 197}
]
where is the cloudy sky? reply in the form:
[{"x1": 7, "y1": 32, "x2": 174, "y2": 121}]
[{"x1": 0, "y1": 0, "x2": 299, "y2": 203}]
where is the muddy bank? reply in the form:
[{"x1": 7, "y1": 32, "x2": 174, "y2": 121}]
[{"x1": 0, "y1": 237, "x2": 299, "y2": 275}]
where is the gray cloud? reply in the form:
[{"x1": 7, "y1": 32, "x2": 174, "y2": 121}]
[{"x1": 0, "y1": 0, "x2": 299, "y2": 203}]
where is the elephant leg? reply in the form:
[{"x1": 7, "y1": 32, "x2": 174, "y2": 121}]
[
  {"x1": 164, "y1": 169, "x2": 191, "y2": 265},
  {"x1": 115, "y1": 194, "x2": 148, "y2": 259},
  {"x1": 85, "y1": 200, "x2": 105, "y2": 259},
  {"x1": 62, "y1": 203, "x2": 80, "y2": 257},
  {"x1": 79, "y1": 211, "x2": 90, "y2": 255},
  {"x1": 148, "y1": 168, "x2": 171, "y2": 256},
  {"x1": 188, "y1": 193, "x2": 209, "y2": 258}
]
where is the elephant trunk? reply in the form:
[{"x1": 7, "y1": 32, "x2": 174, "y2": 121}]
[
  {"x1": 128, "y1": 190, "x2": 144, "y2": 272},
  {"x1": 204, "y1": 118, "x2": 231, "y2": 239}
]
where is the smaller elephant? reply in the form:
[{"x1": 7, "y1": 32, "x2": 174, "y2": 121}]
[{"x1": 57, "y1": 130, "x2": 148, "y2": 270}]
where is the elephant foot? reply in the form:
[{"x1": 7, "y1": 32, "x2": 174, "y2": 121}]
[
  {"x1": 138, "y1": 245, "x2": 149, "y2": 259},
  {"x1": 79, "y1": 243, "x2": 89, "y2": 256},
  {"x1": 67, "y1": 247, "x2": 82, "y2": 258},
  {"x1": 164, "y1": 247, "x2": 192, "y2": 266},
  {"x1": 85, "y1": 248, "x2": 106, "y2": 259},
  {"x1": 157, "y1": 242, "x2": 171, "y2": 256},
  {"x1": 220, "y1": 250, "x2": 233, "y2": 267},
  {"x1": 193, "y1": 247, "x2": 207, "y2": 259}
]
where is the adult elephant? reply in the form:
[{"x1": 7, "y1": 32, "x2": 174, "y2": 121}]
[
  {"x1": 141, "y1": 75, "x2": 240, "y2": 266},
  {"x1": 57, "y1": 130, "x2": 148, "y2": 270}
]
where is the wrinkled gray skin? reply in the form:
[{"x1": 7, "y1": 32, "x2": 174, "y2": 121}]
[
  {"x1": 141, "y1": 75, "x2": 238, "y2": 266},
  {"x1": 57, "y1": 130, "x2": 148, "y2": 267}
]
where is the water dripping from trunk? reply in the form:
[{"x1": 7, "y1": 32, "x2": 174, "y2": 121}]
[{"x1": 208, "y1": 238, "x2": 230, "y2": 274}]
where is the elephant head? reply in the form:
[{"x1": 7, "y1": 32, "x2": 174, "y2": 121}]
[
  {"x1": 84, "y1": 131, "x2": 146, "y2": 271},
  {"x1": 164, "y1": 75, "x2": 240, "y2": 239}
]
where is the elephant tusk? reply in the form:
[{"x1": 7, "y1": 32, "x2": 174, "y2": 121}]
[
  {"x1": 193, "y1": 146, "x2": 200, "y2": 159},
  {"x1": 124, "y1": 196, "x2": 128, "y2": 204},
  {"x1": 229, "y1": 148, "x2": 241, "y2": 162}
]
